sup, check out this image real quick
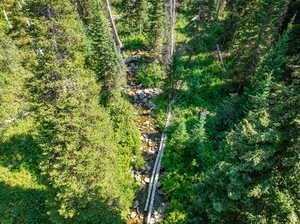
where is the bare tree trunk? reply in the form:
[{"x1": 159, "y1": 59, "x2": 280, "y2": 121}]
[
  {"x1": 216, "y1": 44, "x2": 226, "y2": 71},
  {"x1": 3, "y1": 9, "x2": 12, "y2": 28},
  {"x1": 216, "y1": 0, "x2": 226, "y2": 20},
  {"x1": 103, "y1": 0, "x2": 123, "y2": 51},
  {"x1": 0, "y1": 112, "x2": 33, "y2": 123},
  {"x1": 165, "y1": 0, "x2": 176, "y2": 64}
]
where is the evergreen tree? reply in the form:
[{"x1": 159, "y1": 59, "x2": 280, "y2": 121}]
[
  {"x1": 0, "y1": 23, "x2": 27, "y2": 123},
  {"x1": 189, "y1": 32, "x2": 300, "y2": 224},
  {"x1": 148, "y1": 0, "x2": 165, "y2": 61},
  {"x1": 229, "y1": 0, "x2": 289, "y2": 91},
  {"x1": 23, "y1": 0, "x2": 133, "y2": 222},
  {"x1": 73, "y1": 0, "x2": 143, "y2": 182},
  {"x1": 0, "y1": 3, "x2": 32, "y2": 130},
  {"x1": 120, "y1": 0, "x2": 149, "y2": 34},
  {"x1": 75, "y1": 0, "x2": 126, "y2": 104}
]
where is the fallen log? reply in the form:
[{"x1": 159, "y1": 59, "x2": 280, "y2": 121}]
[{"x1": 0, "y1": 112, "x2": 33, "y2": 123}]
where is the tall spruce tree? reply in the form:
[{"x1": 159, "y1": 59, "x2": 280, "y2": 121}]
[
  {"x1": 229, "y1": 0, "x2": 289, "y2": 91},
  {"x1": 74, "y1": 0, "x2": 126, "y2": 104},
  {"x1": 22, "y1": 0, "x2": 133, "y2": 222},
  {"x1": 73, "y1": 0, "x2": 142, "y2": 160},
  {"x1": 120, "y1": 0, "x2": 149, "y2": 34},
  {"x1": 148, "y1": 0, "x2": 165, "y2": 61}
]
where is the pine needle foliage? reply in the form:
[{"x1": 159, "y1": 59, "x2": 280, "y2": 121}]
[
  {"x1": 22, "y1": 0, "x2": 132, "y2": 222},
  {"x1": 74, "y1": 0, "x2": 126, "y2": 105},
  {"x1": 189, "y1": 30, "x2": 300, "y2": 224},
  {"x1": 229, "y1": 0, "x2": 290, "y2": 91},
  {"x1": 119, "y1": 0, "x2": 149, "y2": 34}
]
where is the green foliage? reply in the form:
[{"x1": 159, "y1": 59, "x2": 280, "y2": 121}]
[
  {"x1": 160, "y1": 1, "x2": 300, "y2": 223},
  {"x1": 0, "y1": 3, "x2": 49, "y2": 223},
  {"x1": 1, "y1": 0, "x2": 299, "y2": 223},
  {"x1": 75, "y1": 0, "x2": 126, "y2": 104},
  {"x1": 229, "y1": 0, "x2": 289, "y2": 90},
  {"x1": 123, "y1": 34, "x2": 147, "y2": 51},
  {"x1": 119, "y1": 0, "x2": 150, "y2": 34},
  {"x1": 0, "y1": 19, "x2": 30, "y2": 124},
  {"x1": 190, "y1": 85, "x2": 300, "y2": 223},
  {"x1": 188, "y1": 30, "x2": 300, "y2": 224},
  {"x1": 19, "y1": 0, "x2": 134, "y2": 222},
  {"x1": 148, "y1": 0, "x2": 166, "y2": 60},
  {"x1": 0, "y1": 131, "x2": 49, "y2": 224},
  {"x1": 107, "y1": 98, "x2": 144, "y2": 169},
  {"x1": 136, "y1": 62, "x2": 165, "y2": 87}
]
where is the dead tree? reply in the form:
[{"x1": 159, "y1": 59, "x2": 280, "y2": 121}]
[
  {"x1": 103, "y1": 0, "x2": 123, "y2": 52},
  {"x1": 216, "y1": 0, "x2": 226, "y2": 19},
  {"x1": 165, "y1": 0, "x2": 176, "y2": 64}
]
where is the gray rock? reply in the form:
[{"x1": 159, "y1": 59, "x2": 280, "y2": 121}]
[
  {"x1": 130, "y1": 211, "x2": 137, "y2": 219},
  {"x1": 139, "y1": 93, "x2": 146, "y2": 99}
]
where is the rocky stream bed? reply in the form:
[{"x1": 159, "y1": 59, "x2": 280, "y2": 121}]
[{"x1": 125, "y1": 62, "x2": 167, "y2": 224}]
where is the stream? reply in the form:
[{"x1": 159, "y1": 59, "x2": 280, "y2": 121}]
[{"x1": 125, "y1": 61, "x2": 167, "y2": 224}]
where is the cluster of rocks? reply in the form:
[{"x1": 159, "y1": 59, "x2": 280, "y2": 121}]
[
  {"x1": 148, "y1": 205, "x2": 166, "y2": 224},
  {"x1": 125, "y1": 87, "x2": 163, "y2": 111}
]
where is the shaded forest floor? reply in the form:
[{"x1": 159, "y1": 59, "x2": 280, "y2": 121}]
[
  {"x1": 0, "y1": 118, "x2": 50, "y2": 223},
  {"x1": 154, "y1": 7, "x2": 235, "y2": 224}
]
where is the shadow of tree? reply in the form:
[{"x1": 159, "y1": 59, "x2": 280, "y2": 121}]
[
  {"x1": 0, "y1": 134, "x2": 49, "y2": 223},
  {"x1": 0, "y1": 134, "x2": 42, "y2": 175},
  {"x1": 0, "y1": 134, "x2": 125, "y2": 224},
  {"x1": 0, "y1": 182, "x2": 49, "y2": 224}
]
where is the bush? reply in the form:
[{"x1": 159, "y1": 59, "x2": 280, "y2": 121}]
[{"x1": 136, "y1": 62, "x2": 165, "y2": 87}]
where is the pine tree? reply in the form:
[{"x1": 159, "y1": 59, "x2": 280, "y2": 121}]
[
  {"x1": 0, "y1": 23, "x2": 25, "y2": 122},
  {"x1": 74, "y1": 0, "x2": 126, "y2": 104},
  {"x1": 0, "y1": 4, "x2": 31, "y2": 130},
  {"x1": 120, "y1": 0, "x2": 149, "y2": 34}
]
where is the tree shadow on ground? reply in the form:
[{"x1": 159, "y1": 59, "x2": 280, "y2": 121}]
[
  {"x1": 0, "y1": 134, "x2": 125, "y2": 224},
  {"x1": 0, "y1": 182, "x2": 50, "y2": 224},
  {"x1": 0, "y1": 134, "x2": 50, "y2": 223},
  {"x1": 0, "y1": 134, "x2": 42, "y2": 175}
]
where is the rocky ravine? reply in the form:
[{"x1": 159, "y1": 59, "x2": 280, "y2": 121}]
[{"x1": 125, "y1": 62, "x2": 167, "y2": 224}]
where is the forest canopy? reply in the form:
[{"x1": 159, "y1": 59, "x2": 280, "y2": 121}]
[{"x1": 0, "y1": 0, "x2": 299, "y2": 223}]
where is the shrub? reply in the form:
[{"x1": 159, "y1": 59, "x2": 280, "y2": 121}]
[{"x1": 136, "y1": 62, "x2": 165, "y2": 87}]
